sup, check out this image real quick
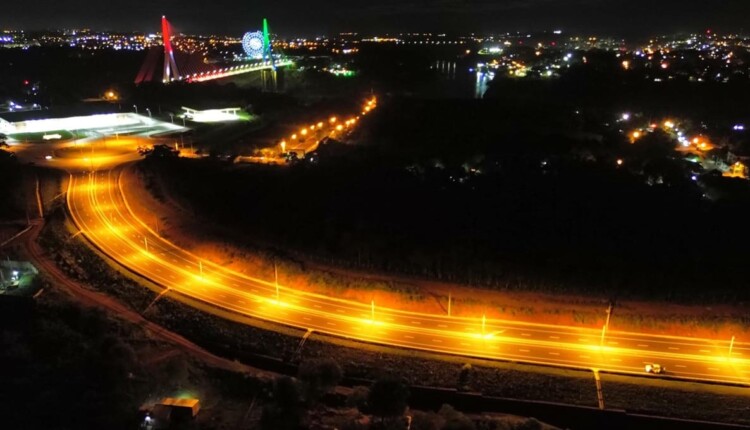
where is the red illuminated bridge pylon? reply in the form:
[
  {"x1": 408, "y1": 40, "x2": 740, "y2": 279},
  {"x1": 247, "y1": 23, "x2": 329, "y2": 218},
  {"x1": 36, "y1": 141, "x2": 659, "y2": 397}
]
[{"x1": 162, "y1": 16, "x2": 180, "y2": 83}]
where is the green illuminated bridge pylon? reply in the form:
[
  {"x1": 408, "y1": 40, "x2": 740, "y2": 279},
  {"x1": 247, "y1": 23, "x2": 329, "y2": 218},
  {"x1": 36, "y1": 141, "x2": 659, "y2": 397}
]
[{"x1": 263, "y1": 18, "x2": 273, "y2": 67}]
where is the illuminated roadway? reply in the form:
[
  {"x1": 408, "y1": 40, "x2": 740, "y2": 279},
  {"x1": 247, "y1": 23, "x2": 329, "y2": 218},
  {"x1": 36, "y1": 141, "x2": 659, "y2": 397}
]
[
  {"x1": 185, "y1": 60, "x2": 294, "y2": 83},
  {"x1": 66, "y1": 164, "x2": 750, "y2": 386}
]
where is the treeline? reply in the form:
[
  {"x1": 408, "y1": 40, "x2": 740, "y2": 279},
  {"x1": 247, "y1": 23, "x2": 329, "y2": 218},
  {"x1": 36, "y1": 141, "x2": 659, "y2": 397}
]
[
  {"x1": 0, "y1": 288, "x2": 143, "y2": 429},
  {"x1": 0, "y1": 150, "x2": 25, "y2": 220},
  {"x1": 140, "y1": 113, "x2": 750, "y2": 305},
  {"x1": 485, "y1": 60, "x2": 750, "y2": 121}
]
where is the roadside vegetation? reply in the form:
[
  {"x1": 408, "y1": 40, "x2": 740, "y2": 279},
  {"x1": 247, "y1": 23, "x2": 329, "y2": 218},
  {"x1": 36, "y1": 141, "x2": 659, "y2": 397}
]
[
  {"x1": 0, "y1": 149, "x2": 25, "y2": 221},
  {"x1": 30, "y1": 208, "x2": 750, "y2": 426},
  {"x1": 136, "y1": 97, "x2": 750, "y2": 306}
]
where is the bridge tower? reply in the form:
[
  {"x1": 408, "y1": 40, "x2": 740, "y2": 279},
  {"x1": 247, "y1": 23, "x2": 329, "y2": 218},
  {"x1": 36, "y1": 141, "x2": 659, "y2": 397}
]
[
  {"x1": 261, "y1": 18, "x2": 278, "y2": 91},
  {"x1": 262, "y1": 18, "x2": 273, "y2": 67},
  {"x1": 162, "y1": 16, "x2": 181, "y2": 83}
]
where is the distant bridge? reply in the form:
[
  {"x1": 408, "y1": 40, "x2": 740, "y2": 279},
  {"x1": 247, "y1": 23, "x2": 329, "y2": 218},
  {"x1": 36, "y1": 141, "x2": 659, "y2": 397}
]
[
  {"x1": 135, "y1": 16, "x2": 291, "y2": 85},
  {"x1": 183, "y1": 59, "x2": 293, "y2": 83}
]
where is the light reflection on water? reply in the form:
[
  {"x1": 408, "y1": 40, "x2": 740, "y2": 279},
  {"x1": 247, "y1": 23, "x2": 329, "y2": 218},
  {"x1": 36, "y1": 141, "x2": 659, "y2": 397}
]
[{"x1": 432, "y1": 60, "x2": 491, "y2": 99}]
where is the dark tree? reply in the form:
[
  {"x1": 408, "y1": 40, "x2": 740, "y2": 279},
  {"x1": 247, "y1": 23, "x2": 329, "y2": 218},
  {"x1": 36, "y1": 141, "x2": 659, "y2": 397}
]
[
  {"x1": 368, "y1": 377, "x2": 410, "y2": 422},
  {"x1": 457, "y1": 363, "x2": 472, "y2": 391},
  {"x1": 140, "y1": 144, "x2": 180, "y2": 159},
  {"x1": 347, "y1": 385, "x2": 370, "y2": 412},
  {"x1": 298, "y1": 358, "x2": 343, "y2": 403},
  {"x1": 409, "y1": 410, "x2": 440, "y2": 430},
  {"x1": 261, "y1": 376, "x2": 303, "y2": 430},
  {"x1": 438, "y1": 404, "x2": 475, "y2": 430}
]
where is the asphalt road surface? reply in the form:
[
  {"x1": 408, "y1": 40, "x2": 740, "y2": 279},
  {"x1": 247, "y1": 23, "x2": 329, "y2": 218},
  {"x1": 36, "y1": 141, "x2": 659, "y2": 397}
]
[{"x1": 66, "y1": 165, "x2": 750, "y2": 386}]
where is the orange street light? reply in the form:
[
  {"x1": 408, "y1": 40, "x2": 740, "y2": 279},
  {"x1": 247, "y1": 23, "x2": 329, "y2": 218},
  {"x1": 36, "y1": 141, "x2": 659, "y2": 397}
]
[
  {"x1": 317, "y1": 121, "x2": 324, "y2": 128},
  {"x1": 329, "y1": 116, "x2": 337, "y2": 123},
  {"x1": 300, "y1": 129, "x2": 308, "y2": 136}
]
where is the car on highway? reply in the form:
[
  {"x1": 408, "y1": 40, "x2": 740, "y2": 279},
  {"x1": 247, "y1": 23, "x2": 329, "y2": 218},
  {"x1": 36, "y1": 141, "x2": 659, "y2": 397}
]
[{"x1": 645, "y1": 364, "x2": 665, "y2": 374}]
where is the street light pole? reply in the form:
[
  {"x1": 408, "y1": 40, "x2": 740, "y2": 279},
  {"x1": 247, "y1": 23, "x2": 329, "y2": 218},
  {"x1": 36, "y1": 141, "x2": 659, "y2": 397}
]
[
  {"x1": 274, "y1": 260, "x2": 279, "y2": 301},
  {"x1": 448, "y1": 292, "x2": 452, "y2": 317},
  {"x1": 133, "y1": 105, "x2": 138, "y2": 115},
  {"x1": 604, "y1": 301, "x2": 614, "y2": 332}
]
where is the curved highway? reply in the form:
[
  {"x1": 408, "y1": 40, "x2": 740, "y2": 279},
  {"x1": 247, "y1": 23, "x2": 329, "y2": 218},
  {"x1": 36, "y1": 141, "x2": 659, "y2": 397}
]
[{"x1": 66, "y1": 165, "x2": 750, "y2": 385}]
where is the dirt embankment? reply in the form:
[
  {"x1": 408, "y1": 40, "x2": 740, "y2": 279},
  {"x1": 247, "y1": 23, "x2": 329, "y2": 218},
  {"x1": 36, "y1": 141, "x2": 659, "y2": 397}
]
[{"x1": 121, "y1": 162, "x2": 749, "y2": 340}]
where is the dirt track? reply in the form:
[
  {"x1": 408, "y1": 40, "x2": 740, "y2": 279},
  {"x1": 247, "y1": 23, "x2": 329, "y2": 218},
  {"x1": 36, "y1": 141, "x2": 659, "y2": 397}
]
[{"x1": 15, "y1": 221, "x2": 270, "y2": 378}]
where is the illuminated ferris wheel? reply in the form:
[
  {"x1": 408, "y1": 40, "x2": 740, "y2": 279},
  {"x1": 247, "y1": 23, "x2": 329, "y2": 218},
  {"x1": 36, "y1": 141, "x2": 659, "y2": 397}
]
[{"x1": 242, "y1": 31, "x2": 264, "y2": 59}]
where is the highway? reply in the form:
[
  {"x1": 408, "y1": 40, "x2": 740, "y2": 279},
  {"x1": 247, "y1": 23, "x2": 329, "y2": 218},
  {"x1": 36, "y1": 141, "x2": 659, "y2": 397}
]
[{"x1": 66, "y1": 164, "x2": 750, "y2": 386}]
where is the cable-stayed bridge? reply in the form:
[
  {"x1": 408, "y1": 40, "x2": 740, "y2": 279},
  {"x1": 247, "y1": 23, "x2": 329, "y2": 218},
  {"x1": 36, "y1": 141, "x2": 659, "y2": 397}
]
[{"x1": 135, "y1": 16, "x2": 291, "y2": 85}]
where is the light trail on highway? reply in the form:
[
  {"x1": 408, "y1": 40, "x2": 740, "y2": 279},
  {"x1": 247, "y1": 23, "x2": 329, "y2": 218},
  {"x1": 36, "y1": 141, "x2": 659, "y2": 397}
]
[{"x1": 66, "y1": 164, "x2": 750, "y2": 386}]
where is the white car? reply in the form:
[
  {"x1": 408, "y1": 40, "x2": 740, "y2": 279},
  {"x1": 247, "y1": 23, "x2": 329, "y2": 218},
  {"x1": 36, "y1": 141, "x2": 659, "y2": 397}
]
[{"x1": 645, "y1": 364, "x2": 665, "y2": 374}]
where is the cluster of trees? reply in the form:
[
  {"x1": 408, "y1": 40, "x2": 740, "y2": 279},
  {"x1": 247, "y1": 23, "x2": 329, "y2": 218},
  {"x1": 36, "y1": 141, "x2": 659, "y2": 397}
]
[
  {"x1": 0, "y1": 295, "x2": 142, "y2": 429},
  {"x1": 0, "y1": 149, "x2": 25, "y2": 220},
  {"x1": 0, "y1": 46, "x2": 142, "y2": 104},
  {"x1": 485, "y1": 56, "x2": 750, "y2": 121},
  {"x1": 261, "y1": 359, "x2": 546, "y2": 430},
  {"x1": 143, "y1": 111, "x2": 750, "y2": 303},
  {"x1": 261, "y1": 358, "x2": 412, "y2": 429}
]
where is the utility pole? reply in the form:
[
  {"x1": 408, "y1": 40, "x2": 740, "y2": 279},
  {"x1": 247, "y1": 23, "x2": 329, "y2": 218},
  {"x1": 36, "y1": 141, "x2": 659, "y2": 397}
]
[
  {"x1": 605, "y1": 301, "x2": 614, "y2": 332},
  {"x1": 447, "y1": 292, "x2": 452, "y2": 317},
  {"x1": 274, "y1": 260, "x2": 279, "y2": 301},
  {"x1": 729, "y1": 335, "x2": 736, "y2": 358}
]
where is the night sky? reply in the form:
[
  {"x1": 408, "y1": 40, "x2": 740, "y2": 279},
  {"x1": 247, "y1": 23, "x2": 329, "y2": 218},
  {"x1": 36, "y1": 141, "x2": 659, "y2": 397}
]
[{"x1": 3, "y1": 0, "x2": 750, "y2": 37}]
